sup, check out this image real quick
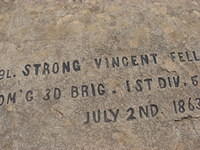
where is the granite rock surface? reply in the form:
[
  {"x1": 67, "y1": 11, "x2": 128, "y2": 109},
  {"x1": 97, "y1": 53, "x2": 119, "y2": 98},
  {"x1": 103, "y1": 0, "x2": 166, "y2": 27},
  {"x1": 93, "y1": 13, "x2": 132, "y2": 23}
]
[{"x1": 0, "y1": 0, "x2": 200, "y2": 150}]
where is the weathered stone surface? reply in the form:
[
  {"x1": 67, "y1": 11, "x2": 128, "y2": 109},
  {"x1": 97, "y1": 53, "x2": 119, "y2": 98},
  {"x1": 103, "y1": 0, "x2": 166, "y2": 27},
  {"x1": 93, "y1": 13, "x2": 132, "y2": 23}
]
[{"x1": 0, "y1": 0, "x2": 200, "y2": 150}]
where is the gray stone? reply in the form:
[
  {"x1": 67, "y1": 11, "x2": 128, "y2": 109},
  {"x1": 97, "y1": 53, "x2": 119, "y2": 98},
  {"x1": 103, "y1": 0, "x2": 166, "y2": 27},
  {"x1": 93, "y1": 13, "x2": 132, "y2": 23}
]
[{"x1": 0, "y1": 0, "x2": 200, "y2": 150}]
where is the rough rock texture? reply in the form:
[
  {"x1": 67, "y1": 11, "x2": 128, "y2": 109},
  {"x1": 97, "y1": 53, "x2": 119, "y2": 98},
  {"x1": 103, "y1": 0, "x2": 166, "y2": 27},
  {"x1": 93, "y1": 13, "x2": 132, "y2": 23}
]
[{"x1": 0, "y1": 0, "x2": 200, "y2": 150}]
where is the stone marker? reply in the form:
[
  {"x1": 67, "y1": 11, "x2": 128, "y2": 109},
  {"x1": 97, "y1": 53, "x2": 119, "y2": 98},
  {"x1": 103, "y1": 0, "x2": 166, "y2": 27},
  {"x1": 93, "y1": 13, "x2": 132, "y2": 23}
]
[{"x1": 0, "y1": 0, "x2": 200, "y2": 149}]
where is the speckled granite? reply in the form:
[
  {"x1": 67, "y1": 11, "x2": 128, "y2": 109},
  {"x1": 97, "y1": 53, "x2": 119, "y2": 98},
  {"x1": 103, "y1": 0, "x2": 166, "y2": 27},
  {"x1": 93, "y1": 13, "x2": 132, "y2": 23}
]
[{"x1": 0, "y1": 0, "x2": 200, "y2": 150}]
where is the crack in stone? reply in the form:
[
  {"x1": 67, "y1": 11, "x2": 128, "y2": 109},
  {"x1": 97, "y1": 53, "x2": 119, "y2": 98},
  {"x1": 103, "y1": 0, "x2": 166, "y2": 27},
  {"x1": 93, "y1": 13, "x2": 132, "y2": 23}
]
[
  {"x1": 174, "y1": 115, "x2": 200, "y2": 122},
  {"x1": 53, "y1": 108, "x2": 65, "y2": 118}
]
